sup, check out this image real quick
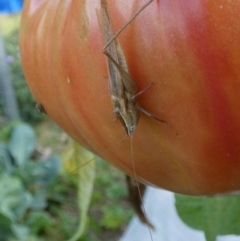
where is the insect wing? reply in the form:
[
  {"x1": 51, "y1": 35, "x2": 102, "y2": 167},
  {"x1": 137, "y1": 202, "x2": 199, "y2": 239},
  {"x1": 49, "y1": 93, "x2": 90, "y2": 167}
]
[
  {"x1": 96, "y1": 1, "x2": 123, "y2": 98},
  {"x1": 116, "y1": 42, "x2": 137, "y2": 94}
]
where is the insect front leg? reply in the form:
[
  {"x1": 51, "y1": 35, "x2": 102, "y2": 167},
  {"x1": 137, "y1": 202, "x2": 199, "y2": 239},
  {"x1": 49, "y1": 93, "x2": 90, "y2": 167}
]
[
  {"x1": 137, "y1": 106, "x2": 170, "y2": 127},
  {"x1": 132, "y1": 82, "x2": 154, "y2": 99}
]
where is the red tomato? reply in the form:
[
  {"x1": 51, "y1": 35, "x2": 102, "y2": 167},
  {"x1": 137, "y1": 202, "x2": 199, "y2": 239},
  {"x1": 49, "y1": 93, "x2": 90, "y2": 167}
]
[{"x1": 19, "y1": 0, "x2": 240, "y2": 195}]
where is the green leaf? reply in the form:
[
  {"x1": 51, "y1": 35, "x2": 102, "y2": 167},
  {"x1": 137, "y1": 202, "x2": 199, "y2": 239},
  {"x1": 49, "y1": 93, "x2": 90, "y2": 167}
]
[
  {"x1": 26, "y1": 211, "x2": 52, "y2": 234},
  {"x1": 0, "y1": 143, "x2": 14, "y2": 174},
  {"x1": 39, "y1": 155, "x2": 61, "y2": 184},
  {"x1": 8, "y1": 123, "x2": 36, "y2": 166},
  {"x1": 30, "y1": 190, "x2": 47, "y2": 210},
  {"x1": 11, "y1": 224, "x2": 29, "y2": 240},
  {"x1": 13, "y1": 191, "x2": 32, "y2": 220},
  {"x1": 24, "y1": 155, "x2": 61, "y2": 185},
  {"x1": 62, "y1": 141, "x2": 96, "y2": 241},
  {"x1": 101, "y1": 205, "x2": 131, "y2": 229},
  {"x1": 175, "y1": 194, "x2": 240, "y2": 241},
  {"x1": 0, "y1": 212, "x2": 13, "y2": 239},
  {"x1": 0, "y1": 176, "x2": 31, "y2": 239},
  {"x1": 0, "y1": 176, "x2": 32, "y2": 221}
]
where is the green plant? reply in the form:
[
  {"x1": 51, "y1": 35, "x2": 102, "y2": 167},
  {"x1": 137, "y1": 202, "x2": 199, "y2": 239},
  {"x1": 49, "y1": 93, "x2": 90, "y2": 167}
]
[
  {"x1": 0, "y1": 120, "x2": 21, "y2": 142},
  {"x1": 175, "y1": 194, "x2": 240, "y2": 241},
  {"x1": 26, "y1": 211, "x2": 52, "y2": 235},
  {"x1": 93, "y1": 161, "x2": 133, "y2": 230},
  {"x1": 0, "y1": 123, "x2": 61, "y2": 240},
  {"x1": 0, "y1": 120, "x2": 133, "y2": 241},
  {"x1": 2, "y1": 29, "x2": 44, "y2": 123},
  {"x1": 100, "y1": 205, "x2": 132, "y2": 229}
]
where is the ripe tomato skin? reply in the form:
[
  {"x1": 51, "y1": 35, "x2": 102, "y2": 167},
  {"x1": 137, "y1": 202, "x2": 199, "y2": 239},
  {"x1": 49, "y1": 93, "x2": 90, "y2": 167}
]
[{"x1": 20, "y1": 0, "x2": 240, "y2": 195}]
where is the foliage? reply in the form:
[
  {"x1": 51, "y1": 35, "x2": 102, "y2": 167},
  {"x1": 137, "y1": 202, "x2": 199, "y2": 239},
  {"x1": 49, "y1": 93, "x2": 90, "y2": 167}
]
[
  {"x1": 61, "y1": 141, "x2": 96, "y2": 241},
  {"x1": 100, "y1": 205, "x2": 132, "y2": 229},
  {"x1": 61, "y1": 141, "x2": 131, "y2": 239},
  {"x1": 0, "y1": 120, "x2": 20, "y2": 142},
  {"x1": 0, "y1": 123, "x2": 61, "y2": 240},
  {"x1": 26, "y1": 211, "x2": 52, "y2": 235},
  {"x1": 94, "y1": 161, "x2": 133, "y2": 229},
  {"x1": 1, "y1": 28, "x2": 44, "y2": 123},
  {"x1": 0, "y1": 120, "x2": 134, "y2": 241},
  {"x1": 175, "y1": 193, "x2": 240, "y2": 241}
]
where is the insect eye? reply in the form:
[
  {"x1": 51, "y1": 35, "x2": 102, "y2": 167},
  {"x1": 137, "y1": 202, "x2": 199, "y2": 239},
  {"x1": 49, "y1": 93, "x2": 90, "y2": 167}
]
[{"x1": 129, "y1": 125, "x2": 136, "y2": 135}]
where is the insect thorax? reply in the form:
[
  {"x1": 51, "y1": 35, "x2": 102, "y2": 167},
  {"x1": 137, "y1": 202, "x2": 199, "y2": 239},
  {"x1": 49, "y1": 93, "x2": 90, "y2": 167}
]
[{"x1": 112, "y1": 95, "x2": 139, "y2": 136}]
